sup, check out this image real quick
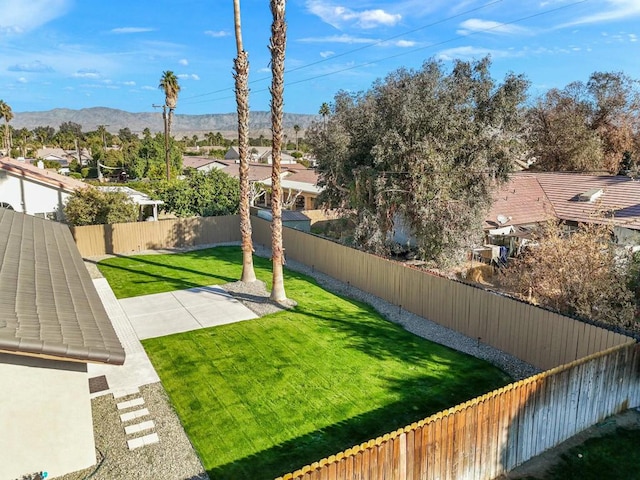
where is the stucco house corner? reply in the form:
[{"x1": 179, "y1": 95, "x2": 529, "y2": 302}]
[{"x1": 0, "y1": 208, "x2": 125, "y2": 479}]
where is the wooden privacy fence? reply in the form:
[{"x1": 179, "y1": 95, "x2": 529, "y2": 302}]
[
  {"x1": 276, "y1": 341, "x2": 640, "y2": 480},
  {"x1": 251, "y1": 217, "x2": 631, "y2": 371},
  {"x1": 71, "y1": 215, "x2": 241, "y2": 257}
]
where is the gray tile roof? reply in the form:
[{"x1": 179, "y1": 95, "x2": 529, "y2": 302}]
[{"x1": 0, "y1": 208, "x2": 125, "y2": 365}]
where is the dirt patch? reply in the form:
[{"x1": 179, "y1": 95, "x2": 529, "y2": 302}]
[{"x1": 499, "y1": 408, "x2": 640, "y2": 479}]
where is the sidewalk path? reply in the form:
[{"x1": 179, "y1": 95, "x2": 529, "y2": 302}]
[{"x1": 88, "y1": 278, "x2": 259, "y2": 398}]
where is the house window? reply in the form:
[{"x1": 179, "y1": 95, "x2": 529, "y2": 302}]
[{"x1": 0, "y1": 202, "x2": 14, "y2": 210}]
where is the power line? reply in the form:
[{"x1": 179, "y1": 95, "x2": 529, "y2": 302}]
[
  {"x1": 182, "y1": 0, "x2": 590, "y2": 107},
  {"x1": 180, "y1": 0, "x2": 504, "y2": 102}
]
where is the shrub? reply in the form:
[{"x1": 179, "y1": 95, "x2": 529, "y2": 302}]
[{"x1": 64, "y1": 188, "x2": 139, "y2": 226}]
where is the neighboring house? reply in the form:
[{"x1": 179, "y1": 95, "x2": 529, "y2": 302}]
[
  {"x1": 0, "y1": 208, "x2": 125, "y2": 479},
  {"x1": 37, "y1": 147, "x2": 93, "y2": 167},
  {"x1": 261, "y1": 168, "x2": 322, "y2": 210},
  {"x1": 97, "y1": 186, "x2": 164, "y2": 221},
  {"x1": 488, "y1": 172, "x2": 640, "y2": 246},
  {"x1": 182, "y1": 156, "x2": 228, "y2": 173},
  {"x1": 224, "y1": 146, "x2": 297, "y2": 165},
  {"x1": 0, "y1": 156, "x2": 89, "y2": 220}
]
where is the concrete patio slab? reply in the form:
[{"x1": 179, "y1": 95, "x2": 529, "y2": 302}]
[{"x1": 120, "y1": 286, "x2": 258, "y2": 340}]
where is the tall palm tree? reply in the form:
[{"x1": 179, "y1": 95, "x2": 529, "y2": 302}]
[
  {"x1": 234, "y1": 0, "x2": 257, "y2": 283},
  {"x1": 269, "y1": 0, "x2": 287, "y2": 302},
  {"x1": 319, "y1": 102, "x2": 330, "y2": 127},
  {"x1": 0, "y1": 100, "x2": 14, "y2": 154},
  {"x1": 293, "y1": 124, "x2": 300, "y2": 151},
  {"x1": 158, "y1": 71, "x2": 181, "y2": 180}
]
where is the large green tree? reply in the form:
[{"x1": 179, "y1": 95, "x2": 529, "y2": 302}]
[
  {"x1": 154, "y1": 169, "x2": 240, "y2": 218},
  {"x1": 308, "y1": 57, "x2": 530, "y2": 266}
]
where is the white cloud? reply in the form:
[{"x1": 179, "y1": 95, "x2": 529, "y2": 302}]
[
  {"x1": 8, "y1": 60, "x2": 54, "y2": 72},
  {"x1": 17, "y1": 77, "x2": 27, "y2": 83},
  {"x1": 204, "y1": 30, "x2": 229, "y2": 38},
  {"x1": 393, "y1": 40, "x2": 416, "y2": 47},
  {"x1": 320, "y1": 50, "x2": 335, "y2": 58},
  {"x1": 558, "y1": 0, "x2": 640, "y2": 27},
  {"x1": 0, "y1": 0, "x2": 71, "y2": 34},
  {"x1": 73, "y1": 69, "x2": 100, "y2": 79},
  {"x1": 457, "y1": 19, "x2": 528, "y2": 35},
  {"x1": 258, "y1": 67, "x2": 271, "y2": 73},
  {"x1": 110, "y1": 27, "x2": 154, "y2": 34},
  {"x1": 179, "y1": 58, "x2": 189, "y2": 66},
  {"x1": 437, "y1": 45, "x2": 515, "y2": 61},
  {"x1": 306, "y1": 1, "x2": 401, "y2": 29},
  {"x1": 299, "y1": 34, "x2": 377, "y2": 44},
  {"x1": 177, "y1": 73, "x2": 200, "y2": 80},
  {"x1": 122, "y1": 81, "x2": 136, "y2": 86},
  {"x1": 141, "y1": 85, "x2": 156, "y2": 91}
]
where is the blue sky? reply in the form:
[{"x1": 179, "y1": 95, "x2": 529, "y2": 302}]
[{"x1": 1, "y1": 0, "x2": 639, "y2": 115}]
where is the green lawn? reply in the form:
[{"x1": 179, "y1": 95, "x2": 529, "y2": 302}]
[
  {"x1": 98, "y1": 247, "x2": 512, "y2": 480},
  {"x1": 527, "y1": 427, "x2": 640, "y2": 480}
]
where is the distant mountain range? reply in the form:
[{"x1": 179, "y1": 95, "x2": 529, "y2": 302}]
[{"x1": 11, "y1": 107, "x2": 319, "y2": 137}]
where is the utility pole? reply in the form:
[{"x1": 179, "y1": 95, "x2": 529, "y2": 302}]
[
  {"x1": 97, "y1": 124, "x2": 109, "y2": 181},
  {"x1": 153, "y1": 104, "x2": 170, "y2": 180}
]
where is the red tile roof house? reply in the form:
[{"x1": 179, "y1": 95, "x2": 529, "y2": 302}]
[
  {"x1": 0, "y1": 208, "x2": 125, "y2": 479},
  {"x1": 487, "y1": 172, "x2": 640, "y2": 247},
  {"x1": 0, "y1": 156, "x2": 89, "y2": 220}
]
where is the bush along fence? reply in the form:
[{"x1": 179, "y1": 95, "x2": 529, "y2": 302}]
[{"x1": 275, "y1": 342, "x2": 640, "y2": 480}]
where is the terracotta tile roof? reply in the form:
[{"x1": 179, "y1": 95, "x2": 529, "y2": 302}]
[
  {"x1": 486, "y1": 172, "x2": 640, "y2": 231},
  {"x1": 529, "y1": 172, "x2": 640, "y2": 229},
  {"x1": 485, "y1": 174, "x2": 555, "y2": 229},
  {"x1": 284, "y1": 168, "x2": 319, "y2": 185},
  {"x1": 182, "y1": 156, "x2": 226, "y2": 170},
  {"x1": 0, "y1": 208, "x2": 125, "y2": 365},
  {"x1": 220, "y1": 162, "x2": 274, "y2": 182},
  {"x1": 0, "y1": 157, "x2": 89, "y2": 193}
]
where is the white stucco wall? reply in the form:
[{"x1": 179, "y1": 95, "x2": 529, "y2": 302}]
[
  {"x1": 0, "y1": 170, "x2": 71, "y2": 219},
  {"x1": 0, "y1": 354, "x2": 96, "y2": 479}
]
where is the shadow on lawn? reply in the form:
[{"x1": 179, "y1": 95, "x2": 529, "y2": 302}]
[
  {"x1": 206, "y1": 373, "x2": 508, "y2": 480},
  {"x1": 94, "y1": 248, "x2": 252, "y2": 293},
  {"x1": 291, "y1": 302, "x2": 464, "y2": 366}
]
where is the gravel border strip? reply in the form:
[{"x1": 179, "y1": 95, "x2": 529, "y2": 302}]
[{"x1": 57, "y1": 383, "x2": 208, "y2": 480}]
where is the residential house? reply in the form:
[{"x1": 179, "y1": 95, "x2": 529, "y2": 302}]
[
  {"x1": 0, "y1": 208, "x2": 125, "y2": 479},
  {"x1": 485, "y1": 171, "x2": 640, "y2": 252},
  {"x1": 0, "y1": 156, "x2": 89, "y2": 220},
  {"x1": 37, "y1": 146, "x2": 93, "y2": 167},
  {"x1": 261, "y1": 167, "x2": 322, "y2": 210},
  {"x1": 182, "y1": 156, "x2": 228, "y2": 173}
]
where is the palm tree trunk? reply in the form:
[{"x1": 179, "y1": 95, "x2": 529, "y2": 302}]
[
  {"x1": 234, "y1": 0, "x2": 257, "y2": 283},
  {"x1": 269, "y1": 0, "x2": 287, "y2": 302}
]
